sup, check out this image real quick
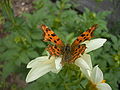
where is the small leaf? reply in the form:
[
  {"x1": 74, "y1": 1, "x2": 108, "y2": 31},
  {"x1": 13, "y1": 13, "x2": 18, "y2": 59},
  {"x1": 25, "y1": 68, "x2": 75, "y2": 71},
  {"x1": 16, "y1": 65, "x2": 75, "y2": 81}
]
[
  {"x1": 31, "y1": 32, "x2": 41, "y2": 40},
  {"x1": 32, "y1": 41, "x2": 46, "y2": 48},
  {"x1": 111, "y1": 35, "x2": 118, "y2": 44},
  {"x1": 20, "y1": 52, "x2": 30, "y2": 64},
  {"x1": 27, "y1": 50, "x2": 39, "y2": 58},
  {"x1": 2, "y1": 62, "x2": 15, "y2": 79}
]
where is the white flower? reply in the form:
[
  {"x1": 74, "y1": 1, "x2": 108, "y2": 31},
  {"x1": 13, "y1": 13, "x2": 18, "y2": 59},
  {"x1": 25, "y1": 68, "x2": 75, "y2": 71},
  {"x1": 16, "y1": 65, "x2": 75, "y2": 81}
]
[
  {"x1": 26, "y1": 56, "x2": 62, "y2": 83},
  {"x1": 85, "y1": 65, "x2": 112, "y2": 90},
  {"x1": 75, "y1": 57, "x2": 112, "y2": 90},
  {"x1": 91, "y1": 66, "x2": 112, "y2": 90},
  {"x1": 26, "y1": 38, "x2": 107, "y2": 83},
  {"x1": 75, "y1": 38, "x2": 107, "y2": 70},
  {"x1": 75, "y1": 38, "x2": 112, "y2": 90}
]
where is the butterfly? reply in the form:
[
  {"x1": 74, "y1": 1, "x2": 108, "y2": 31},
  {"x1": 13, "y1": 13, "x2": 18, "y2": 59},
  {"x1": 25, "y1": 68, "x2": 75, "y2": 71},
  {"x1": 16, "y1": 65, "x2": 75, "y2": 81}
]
[{"x1": 40, "y1": 24, "x2": 98, "y2": 65}]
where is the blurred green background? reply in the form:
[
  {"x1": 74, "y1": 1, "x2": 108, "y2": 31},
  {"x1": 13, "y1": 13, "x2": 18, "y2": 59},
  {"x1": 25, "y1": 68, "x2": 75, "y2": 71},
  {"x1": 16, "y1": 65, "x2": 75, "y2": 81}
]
[{"x1": 0, "y1": 0, "x2": 120, "y2": 90}]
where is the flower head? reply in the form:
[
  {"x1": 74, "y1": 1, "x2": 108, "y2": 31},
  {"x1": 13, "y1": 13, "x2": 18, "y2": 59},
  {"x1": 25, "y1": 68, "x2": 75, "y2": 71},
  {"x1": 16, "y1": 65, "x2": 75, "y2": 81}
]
[
  {"x1": 90, "y1": 66, "x2": 112, "y2": 90},
  {"x1": 26, "y1": 38, "x2": 107, "y2": 83},
  {"x1": 75, "y1": 38, "x2": 112, "y2": 90},
  {"x1": 86, "y1": 65, "x2": 112, "y2": 90},
  {"x1": 26, "y1": 56, "x2": 62, "y2": 83},
  {"x1": 74, "y1": 39, "x2": 112, "y2": 90},
  {"x1": 76, "y1": 58, "x2": 112, "y2": 90}
]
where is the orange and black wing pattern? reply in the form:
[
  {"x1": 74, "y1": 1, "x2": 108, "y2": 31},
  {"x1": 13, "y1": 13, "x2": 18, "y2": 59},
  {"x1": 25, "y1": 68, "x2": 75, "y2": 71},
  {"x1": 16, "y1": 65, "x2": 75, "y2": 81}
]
[
  {"x1": 40, "y1": 24, "x2": 64, "y2": 47},
  {"x1": 71, "y1": 24, "x2": 98, "y2": 48},
  {"x1": 70, "y1": 44, "x2": 86, "y2": 63},
  {"x1": 46, "y1": 45, "x2": 61, "y2": 56}
]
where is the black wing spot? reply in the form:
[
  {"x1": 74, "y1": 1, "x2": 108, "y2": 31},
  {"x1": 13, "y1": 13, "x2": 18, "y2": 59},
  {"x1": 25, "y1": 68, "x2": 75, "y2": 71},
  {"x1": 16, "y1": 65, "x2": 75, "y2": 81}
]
[
  {"x1": 79, "y1": 40, "x2": 82, "y2": 43},
  {"x1": 48, "y1": 39, "x2": 51, "y2": 41},
  {"x1": 48, "y1": 34, "x2": 50, "y2": 36},
  {"x1": 78, "y1": 45, "x2": 80, "y2": 48},
  {"x1": 49, "y1": 37, "x2": 52, "y2": 39},
  {"x1": 91, "y1": 32, "x2": 94, "y2": 35},
  {"x1": 57, "y1": 49, "x2": 60, "y2": 51},
  {"x1": 76, "y1": 39, "x2": 79, "y2": 41},
  {"x1": 84, "y1": 38, "x2": 88, "y2": 41},
  {"x1": 54, "y1": 40, "x2": 57, "y2": 43},
  {"x1": 51, "y1": 33, "x2": 56, "y2": 37},
  {"x1": 88, "y1": 29, "x2": 91, "y2": 33},
  {"x1": 83, "y1": 37, "x2": 86, "y2": 39},
  {"x1": 57, "y1": 38, "x2": 60, "y2": 41},
  {"x1": 81, "y1": 34, "x2": 85, "y2": 37},
  {"x1": 46, "y1": 28, "x2": 49, "y2": 32},
  {"x1": 54, "y1": 45, "x2": 57, "y2": 49},
  {"x1": 46, "y1": 28, "x2": 51, "y2": 31},
  {"x1": 74, "y1": 52, "x2": 77, "y2": 54},
  {"x1": 57, "y1": 52, "x2": 59, "y2": 54}
]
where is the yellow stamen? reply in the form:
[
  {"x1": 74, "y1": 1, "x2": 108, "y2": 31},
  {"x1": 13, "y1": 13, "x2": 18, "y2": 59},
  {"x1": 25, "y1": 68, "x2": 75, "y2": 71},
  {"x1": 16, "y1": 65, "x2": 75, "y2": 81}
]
[
  {"x1": 101, "y1": 80, "x2": 106, "y2": 83},
  {"x1": 87, "y1": 81, "x2": 98, "y2": 90}
]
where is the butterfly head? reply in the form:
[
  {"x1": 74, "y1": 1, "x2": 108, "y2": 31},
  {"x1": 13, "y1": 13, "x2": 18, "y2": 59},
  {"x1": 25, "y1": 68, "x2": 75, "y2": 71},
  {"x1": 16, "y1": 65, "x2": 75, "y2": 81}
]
[{"x1": 62, "y1": 44, "x2": 71, "y2": 52}]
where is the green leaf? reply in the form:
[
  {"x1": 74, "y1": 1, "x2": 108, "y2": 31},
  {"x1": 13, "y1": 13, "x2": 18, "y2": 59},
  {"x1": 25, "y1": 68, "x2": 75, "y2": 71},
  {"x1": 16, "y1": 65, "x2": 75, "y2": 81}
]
[
  {"x1": 19, "y1": 52, "x2": 30, "y2": 64},
  {"x1": 1, "y1": 49, "x2": 18, "y2": 61},
  {"x1": 2, "y1": 62, "x2": 16, "y2": 79},
  {"x1": 26, "y1": 50, "x2": 39, "y2": 58},
  {"x1": 111, "y1": 35, "x2": 118, "y2": 44},
  {"x1": 32, "y1": 41, "x2": 46, "y2": 48},
  {"x1": 31, "y1": 32, "x2": 42, "y2": 40}
]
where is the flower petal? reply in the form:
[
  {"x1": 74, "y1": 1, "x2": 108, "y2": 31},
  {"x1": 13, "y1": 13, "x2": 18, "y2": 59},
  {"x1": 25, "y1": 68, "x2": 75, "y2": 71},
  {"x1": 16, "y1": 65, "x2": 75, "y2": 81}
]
[
  {"x1": 55, "y1": 57, "x2": 62, "y2": 70},
  {"x1": 51, "y1": 57, "x2": 62, "y2": 73},
  {"x1": 81, "y1": 67, "x2": 91, "y2": 80},
  {"x1": 27, "y1": 56, "x2": 48, "y2": 68},
  {"x1": 26, "y1": 56, "x2": 59, "y2": 83},
  {"x1": 97, "y1": 83, "x2": 112, "y2": 90},
  {"x1": 51, "y1": 68, "x2": 61, "y2": 73},
  {"x1": 75, "y1": 58, "x2": 91, "y2": 70},
  {"x1": 91, "y1": 65, "x2": 103, "y2": 84},
  {"x1": 26, "y1": 63, "x2": 53, "y2": 83},
  {"x1": 81, "y1": 54, "x2": 92, "y2": 69},
  {"x1": 75, "y1": 58, "x2": 92, "y2": 79},
  {"x1": 84, "y1": 38, "x2": 107, "y2": 53}
]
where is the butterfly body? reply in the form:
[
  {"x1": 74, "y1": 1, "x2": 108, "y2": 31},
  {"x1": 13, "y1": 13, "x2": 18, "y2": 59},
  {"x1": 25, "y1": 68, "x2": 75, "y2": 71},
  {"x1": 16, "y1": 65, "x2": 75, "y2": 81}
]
[
  {"x1": 40, "y1": 24, "x2": 97, "y2": 65},
  {"x1": 61, "y1": 44, "x2": 72, "y2": 63}
]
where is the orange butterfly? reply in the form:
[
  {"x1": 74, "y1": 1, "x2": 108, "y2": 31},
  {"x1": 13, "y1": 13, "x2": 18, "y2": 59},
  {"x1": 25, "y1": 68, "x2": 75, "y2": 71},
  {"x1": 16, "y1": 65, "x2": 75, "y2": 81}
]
[{"x1": 39, "y1": 24, "x2": 98, "y2": 65}]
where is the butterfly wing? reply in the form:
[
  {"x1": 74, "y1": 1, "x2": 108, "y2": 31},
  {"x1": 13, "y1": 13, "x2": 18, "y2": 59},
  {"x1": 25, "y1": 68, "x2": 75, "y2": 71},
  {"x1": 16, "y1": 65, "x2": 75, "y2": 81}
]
[
  {"x1": 69, "y1": 44, "x2": 86, "y2": 63},
  {"x1": 40, "y1": 24, "x2": 64, "y2": 47},
  {"x1": 46, "y1": 45, "x2": 61, "y2": 56},
  {"x1": 71, "y1": 24, "x2": 98, "y2": 48}
]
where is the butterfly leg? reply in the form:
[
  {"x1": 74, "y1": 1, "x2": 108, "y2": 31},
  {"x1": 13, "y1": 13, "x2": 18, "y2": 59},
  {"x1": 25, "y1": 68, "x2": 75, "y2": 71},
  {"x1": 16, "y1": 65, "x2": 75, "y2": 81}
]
[
  {"x1": 46, "y1": 45, "x2": 61, "y2": 59},
  {"x1": 69, "y1": 44, "x2": 86, "y2": 63}
]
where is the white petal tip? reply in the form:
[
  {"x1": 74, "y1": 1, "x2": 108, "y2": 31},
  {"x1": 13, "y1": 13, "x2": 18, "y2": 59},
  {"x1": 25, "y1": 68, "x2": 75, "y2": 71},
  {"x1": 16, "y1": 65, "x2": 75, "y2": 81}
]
[
  {"x1": 97, "y1": 83, "x2": 112, "y2": 90},
  {"x1": 85, "y1": 38, "x2": 107, "y2": 53}
]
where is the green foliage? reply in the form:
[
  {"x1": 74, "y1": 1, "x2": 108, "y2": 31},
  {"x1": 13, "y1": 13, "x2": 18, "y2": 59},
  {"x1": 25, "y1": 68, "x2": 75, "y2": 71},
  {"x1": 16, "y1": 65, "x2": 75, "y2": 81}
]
[{"x1": 0, "y1": 0, "x2": 119, "y2": 90}]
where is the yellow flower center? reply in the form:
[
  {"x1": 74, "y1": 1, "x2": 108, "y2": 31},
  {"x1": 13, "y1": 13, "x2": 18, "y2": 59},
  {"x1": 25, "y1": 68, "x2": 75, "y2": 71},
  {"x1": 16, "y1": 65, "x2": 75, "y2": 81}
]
[
  {"x1": 101, "y1": 80, "x2": 106, "y2": 83},
  {"x1": 87, "y1": 81, "x2": 98, "y2": 90}
]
